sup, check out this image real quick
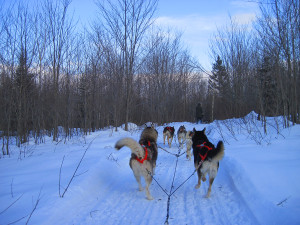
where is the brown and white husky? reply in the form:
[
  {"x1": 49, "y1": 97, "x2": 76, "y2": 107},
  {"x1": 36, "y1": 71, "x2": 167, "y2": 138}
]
[
  {"x1": 163, "y1": 126, "x2": 175, "y2": 148},
  {"x1": 115, "y1": 125, "x2": 158, "y2": 200}
]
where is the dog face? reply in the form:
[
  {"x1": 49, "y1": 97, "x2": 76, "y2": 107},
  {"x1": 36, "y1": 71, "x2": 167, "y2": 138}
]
[{"x1": 178, "y1": 125, "x2": 186, "y2": 132}]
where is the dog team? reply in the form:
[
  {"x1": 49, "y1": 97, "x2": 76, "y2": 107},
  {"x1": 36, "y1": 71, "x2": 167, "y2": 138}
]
[{"x1": 115, "y1": 124, "x2": 224, "y2": 200}]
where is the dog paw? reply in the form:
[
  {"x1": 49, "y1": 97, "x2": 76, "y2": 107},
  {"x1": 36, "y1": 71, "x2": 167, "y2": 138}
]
[
  {"x1": 139, "y1": 187, "x2": 144, "y2": 191},
  {"x1": 205, "y1": 193, "x2": 211, "y2": 198},
  {"x1": 202, "y1": 177, "x2": 206, "y2": 182},
  {"x1": 195, "y1": 184, "x2": 200, "y2": 189},
  {"x1": 147, "y1": 196, "x2": 154, "y2": 200}
]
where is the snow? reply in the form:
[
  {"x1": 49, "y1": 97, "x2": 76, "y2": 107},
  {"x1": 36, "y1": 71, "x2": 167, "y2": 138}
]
[{"x1": 1, "y1": 112, "x2": 300, "y2": 225}]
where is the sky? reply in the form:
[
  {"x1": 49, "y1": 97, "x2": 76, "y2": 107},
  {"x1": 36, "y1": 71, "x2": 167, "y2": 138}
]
[
  {"x1": 70, "y1": 0, "x2": 260, "y2": 70},
  {"x1": 0, "y1": 0, "x2": 259, "y2": 70}
]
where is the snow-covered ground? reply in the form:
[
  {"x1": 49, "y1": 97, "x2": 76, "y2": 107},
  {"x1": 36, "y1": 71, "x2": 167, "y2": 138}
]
[{"x1": 1, "y1": 112, "x2": 300, "y2": 225}]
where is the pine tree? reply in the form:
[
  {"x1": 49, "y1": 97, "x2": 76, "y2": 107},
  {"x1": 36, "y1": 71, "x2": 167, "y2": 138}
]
[
  {"x1": 14, "y1": 47, "x2": 35, "y2": 145},
  {"x1": 258, "y1": 55, "x2": 277, "y2": 116},
  {"x1": 209, "y1": 55, "x2": 230, "y2": 98}
]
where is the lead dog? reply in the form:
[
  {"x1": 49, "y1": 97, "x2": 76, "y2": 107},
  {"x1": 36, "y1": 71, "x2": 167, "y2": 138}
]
[
  {"x1": 192, "y1": 128, "x2": 224, "y2": 197},
  {"x1": 177, "y1": 125, "x2": 187, "y2": 148},
  {"x1": 115, "y1": 125, "x2": 158, "y2": 200},
  {"x1": 163, "y1": 126, "x2": 175, "y2": 148}
]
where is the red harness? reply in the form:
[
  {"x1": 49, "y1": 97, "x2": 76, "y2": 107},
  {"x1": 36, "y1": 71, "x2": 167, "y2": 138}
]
[
  {"x1": 166, "y1": 127, "x2": 174, "y2": 134},
  {"x1": 136, "y1": 141, "x2": 150, "y2": 164},
  {"x1": 196, "y1": 142, "x2": 213, "y2": 161}
]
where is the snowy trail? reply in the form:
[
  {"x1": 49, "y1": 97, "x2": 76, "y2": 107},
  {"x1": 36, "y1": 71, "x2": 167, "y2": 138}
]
[
  {"x1": 40, "y1": 140, "x2": 261, "y2": 225},
  {"x1": 2, "y1": 118, "x2": 299, "y2": 225}
]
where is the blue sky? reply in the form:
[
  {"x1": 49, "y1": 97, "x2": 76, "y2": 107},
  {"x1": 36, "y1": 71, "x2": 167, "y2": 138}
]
[
  {"x1": 0, "y1": 0, "x2": 259, "y2": 70},
  {"x1": 69, "y1": 0, "x2": 259, "y2": 70}
]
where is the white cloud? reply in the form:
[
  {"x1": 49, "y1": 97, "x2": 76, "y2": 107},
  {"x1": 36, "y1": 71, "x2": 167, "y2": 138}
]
[
  {"x1": 153, "y1": 7, "x2": 258, "y2": 69},
  {"x1": 232, "y1": 13, "x2": 257, "y2": 25},
  {"x1": 154, "y1": 14, "x2": 229, "y2": 69},
  {"x1": 230, "y1": 0, "x2": 258, "y2": 9}
]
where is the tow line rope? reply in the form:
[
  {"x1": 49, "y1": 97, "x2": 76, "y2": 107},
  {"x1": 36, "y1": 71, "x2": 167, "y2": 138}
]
[{"x1": 146, "y1": 136, "x2": 202, "y2": 225}]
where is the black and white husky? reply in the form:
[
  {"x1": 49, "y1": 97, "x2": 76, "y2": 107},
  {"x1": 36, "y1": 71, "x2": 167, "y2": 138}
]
[
  {"x1": 115, "y1": 125, "x2": 158, "y2": 200},
  {"x1": 192, "y1": 128, "x2": 224, "y2": 197}
]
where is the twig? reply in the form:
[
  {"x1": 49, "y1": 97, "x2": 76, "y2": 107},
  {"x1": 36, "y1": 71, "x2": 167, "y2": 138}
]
[
  {"x1": 107, "y1": 153, "x2": 120, "y2": 166},
  {"x1": 0, "y1": 194, "x2": 24, "y2": 215},
  {"x1": 74, "y1": 170, "x2": 89, "y2": 177},
  {"x1": 8, "y1": 214, "x2": 29, "y2": 225},
  {"x1": 59, "y1": 155, "x2": 65, "y2": 197},
  {"x1": 11, "y1": 178, "x2": 14, "y2": 198},
  {"x1": 25, "y1": 188, "x2": 43, "y2": 225},
  {"x1": 60, "y1": 134, "x2": 100, "y2": 198},
  {"x1": 277, "y1": 196, "x2": 291, "y2": 206}
]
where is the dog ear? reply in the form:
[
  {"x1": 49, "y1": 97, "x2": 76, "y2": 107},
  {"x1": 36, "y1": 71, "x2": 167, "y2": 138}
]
[
  {"x1": 193, "y1": 127, "x2": 196, "y2": 132},
  {"x1": 151, "y1": 123, "x2": 155, "y2": 129},
  {"x1": 202, "y1": 127, "x2": 206, "y2": 134}
]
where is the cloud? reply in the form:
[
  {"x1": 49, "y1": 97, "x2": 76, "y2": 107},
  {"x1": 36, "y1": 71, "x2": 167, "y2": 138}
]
[
  {"x1": 232, "y1": 13, "x2": 257, "y2": 25},
  {"x1": 153, "y1": 7, "x2": 258, "y2": 69},
  {"x1": 155, "y1": 15, "x2": 217, "y2": 33},
  {"x1": 153, "y1": 15, "x2": 221, "y2": 68},
  {"x1": 230, "y1": 0, "x2": 258, "y2": 9}
]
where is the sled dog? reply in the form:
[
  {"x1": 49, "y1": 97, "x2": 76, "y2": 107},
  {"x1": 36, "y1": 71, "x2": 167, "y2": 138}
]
[
  {"x1": 177, "y1": 125, "x2": 187, "y2": 148},
  {"x1": 192, "y1": 128, "x2": 224, "y2": 197},
  {"x1": 163, "y1": 126, "x2": 175, "y2": 148},
  {"x1": 185, "y1": 130, "x2": 194, "y2": 160},
  {"x1": 115, "y1": 125, "x2": 158, "y2": 200}
]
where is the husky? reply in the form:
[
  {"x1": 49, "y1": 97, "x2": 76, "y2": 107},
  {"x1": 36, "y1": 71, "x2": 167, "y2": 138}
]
[
  {"x1": 115, "y1": 125, "x2": 158, "y2": 200},
  {"x1": 192, "y1": 128, "x2": 224, "y2": 197},
  {"x1": 177, "y1": 125, "x2": 187, "y2": 148},
  {"x1": 185, "y1": 130, "x2": 194, "y2": 160},
  {"x1": 163, "y1": 126, "x2": 175, "y2": 148}
]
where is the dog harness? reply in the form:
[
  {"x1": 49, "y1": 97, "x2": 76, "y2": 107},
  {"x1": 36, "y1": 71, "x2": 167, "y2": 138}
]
[
  {"x1": 166, "y1": 127, "x2": 174, "y2": 134},
  {"x1": 136, "y1": 141, "x2": 151, "y2": 164},
  {"x1": 196, "y1": 142, "x2": 213, "y2": 161}
]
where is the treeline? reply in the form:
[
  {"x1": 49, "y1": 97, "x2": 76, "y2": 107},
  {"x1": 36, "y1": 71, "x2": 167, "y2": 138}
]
[
  {"x1": 0, "y1": 0, "x2": 299, "y2": 154},
  {"x1": 208, "y1": 0, "x2": 300, "y2": 130}
]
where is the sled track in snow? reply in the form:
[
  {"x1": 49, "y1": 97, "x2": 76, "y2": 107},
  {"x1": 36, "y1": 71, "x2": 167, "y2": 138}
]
[{"x1": 43, "y1": 140, "x2": 261, "y2": 225}]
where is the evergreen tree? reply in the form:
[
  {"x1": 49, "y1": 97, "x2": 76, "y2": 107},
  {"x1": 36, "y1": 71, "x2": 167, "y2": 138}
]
[
  {"x1": 209, "y1": 55, "x2": 230, "y2": 98},
  {"x1": 258, "y1": 55, "x2": 277, "y2": 116},
  {"x1": 14, "y1": 47, "x2": 35, "y2": 145}
]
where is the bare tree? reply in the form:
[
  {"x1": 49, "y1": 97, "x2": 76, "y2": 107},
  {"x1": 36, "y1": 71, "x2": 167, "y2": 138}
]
[
  {"x1": 41, "y1": 0, "x2": 75, "y2": 140},
  {"x1": 95, "y1": 0, "x2": 158, "y2": 130},
  {"x1": 256, "y1": 0, "x2": 300, "y2": 125}
]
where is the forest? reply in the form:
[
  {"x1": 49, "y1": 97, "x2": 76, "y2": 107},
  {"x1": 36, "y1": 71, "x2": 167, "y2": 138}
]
[{"x1": 0, "y1": 0, "x2": 299, "y2": 153}]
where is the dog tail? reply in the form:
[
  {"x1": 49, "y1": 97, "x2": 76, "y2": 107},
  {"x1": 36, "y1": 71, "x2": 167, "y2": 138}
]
[
  {"x1": 212, "y1": 141, "x2": 225, "y2": 162},
  {"x1": 115, "y1": 138, "x2": 144, "y2": 159}
]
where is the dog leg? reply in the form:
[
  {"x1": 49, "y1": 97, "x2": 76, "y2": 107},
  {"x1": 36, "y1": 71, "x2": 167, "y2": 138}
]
[
  {"x1": 206, "y1": 177, "x2": 215, "y2": 198},
  {"x1": 168, "y1": 136, "x2": 171, "y2": 148},
  {"x1": 163, "y1": 134, "x2": 166, "y2": 145},
  {"x1": 195, "y1": 169, "x2": 202, "y2": 189},
  {"x1": 145, "y1": 173, "x2": 153, "y2": 200},
  {"x1": 186, "y1": 149, "x2": 191, "y2": 160},
  {"x1": 169, "y1": 136, "x2": 173, "y2": 148},
  {"x1": 202, "y1": 172, "x2": 207, "y2": 182},
  {"x1": 132, "y1": 170, "x2": 143, "y2": 191}
]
